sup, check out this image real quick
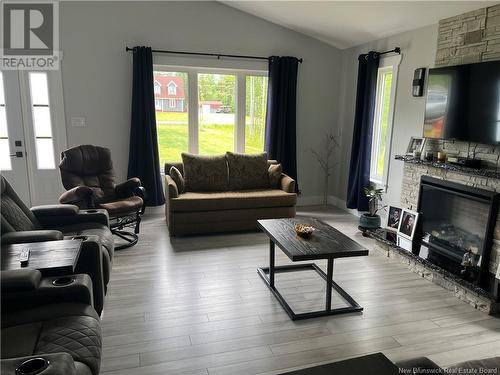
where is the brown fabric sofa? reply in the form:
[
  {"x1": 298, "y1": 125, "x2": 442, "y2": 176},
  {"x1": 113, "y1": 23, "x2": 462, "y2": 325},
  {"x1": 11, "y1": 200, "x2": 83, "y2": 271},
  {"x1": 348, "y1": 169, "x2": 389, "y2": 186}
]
[{"x1": 164, "y1": 153, "x2": 297, "y2": 236}]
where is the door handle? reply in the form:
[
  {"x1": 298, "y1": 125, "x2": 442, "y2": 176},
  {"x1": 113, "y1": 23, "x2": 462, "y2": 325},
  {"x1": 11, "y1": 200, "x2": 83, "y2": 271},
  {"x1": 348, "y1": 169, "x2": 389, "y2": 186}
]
[{"x1": 10, "y1": 151, "x2": 23, "y2": 158}]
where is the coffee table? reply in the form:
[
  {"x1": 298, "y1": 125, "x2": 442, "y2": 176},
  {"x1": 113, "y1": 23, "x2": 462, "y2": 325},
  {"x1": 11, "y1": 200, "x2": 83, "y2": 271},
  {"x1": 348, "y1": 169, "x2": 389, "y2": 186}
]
[
  {"x1": 1, "y1": 239, "x2": 83, "y2": 276},
  {"x1": 257, "y1": 217, "x2": 369, "y2": 320}
]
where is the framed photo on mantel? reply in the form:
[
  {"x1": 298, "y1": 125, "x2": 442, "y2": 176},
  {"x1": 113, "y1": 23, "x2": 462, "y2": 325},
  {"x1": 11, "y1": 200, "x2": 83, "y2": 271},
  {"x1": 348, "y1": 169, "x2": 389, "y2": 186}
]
[
  {"x1": 386, "y1": 206, "x2": 402, "y2": 232},
  {"x1": 397, "y1": 209, "x2": 419, "y2": 241}
]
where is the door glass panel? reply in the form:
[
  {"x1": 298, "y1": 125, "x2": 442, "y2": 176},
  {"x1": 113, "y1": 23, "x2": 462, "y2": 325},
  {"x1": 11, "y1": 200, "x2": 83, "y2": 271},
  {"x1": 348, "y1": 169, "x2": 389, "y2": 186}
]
[
  {"x1": 154, "y1": 71, "x2": 189, "y2": 163},
  {"x1": 32, "y1": 107, "x2": 52, "y2": 137},
  {"x1": 0, "y1": 107, "x2": 7, "y2": 137},
  {"x1": 29, "y1": 73, "x2": 49, "y2": 105},
  {"x1": 0, "y1": 72, "x2": 12, "y2": 170},
  {"x1": 35, "y1": 139, "x2": 56, "y2": 169},
  {"x1": 198, "y1": 73, "x2": 236, "y2": 155},
  {"x1": 29, "y1": 72, "x2": 55, "y2": 169},
  {"x1": 245, "y1": 75, "x2": 268, "y2": 153}
]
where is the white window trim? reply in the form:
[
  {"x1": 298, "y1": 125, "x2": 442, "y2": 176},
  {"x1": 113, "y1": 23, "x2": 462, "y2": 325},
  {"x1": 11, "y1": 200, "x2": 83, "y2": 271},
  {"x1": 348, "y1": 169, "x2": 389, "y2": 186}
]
[
  {"x1": 153, "y1": 65, "x2": 267, "y2": 156},
  {"x1": 369, "y1": 54, "x2": 401, "y2": 190}
]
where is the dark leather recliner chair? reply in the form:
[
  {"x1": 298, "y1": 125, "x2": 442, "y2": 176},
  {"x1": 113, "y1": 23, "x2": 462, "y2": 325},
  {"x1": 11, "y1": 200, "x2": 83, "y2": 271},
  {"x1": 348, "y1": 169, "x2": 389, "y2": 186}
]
[
  {"x1": 59, "y1": 145, "x2": 146, "y2": 249},
  {"x1": 1, "y1": 175, "x2": 113, "y2": 314},
  {"x1": 1, "y1": 269, "x2": 102, "y2": 375}
]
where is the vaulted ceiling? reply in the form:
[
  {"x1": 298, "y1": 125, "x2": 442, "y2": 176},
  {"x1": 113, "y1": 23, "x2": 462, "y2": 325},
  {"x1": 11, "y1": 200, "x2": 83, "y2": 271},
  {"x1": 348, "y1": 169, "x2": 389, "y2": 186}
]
[{"x1": 222, "y1": 1, "x2": 497, "y2": 49}]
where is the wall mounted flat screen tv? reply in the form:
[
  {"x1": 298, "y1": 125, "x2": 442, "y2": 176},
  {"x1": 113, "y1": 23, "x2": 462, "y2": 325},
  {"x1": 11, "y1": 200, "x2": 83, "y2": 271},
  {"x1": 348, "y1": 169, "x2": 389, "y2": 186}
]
[{"x1": 423, "y1": 60, "x2": 500, "y2": 145}]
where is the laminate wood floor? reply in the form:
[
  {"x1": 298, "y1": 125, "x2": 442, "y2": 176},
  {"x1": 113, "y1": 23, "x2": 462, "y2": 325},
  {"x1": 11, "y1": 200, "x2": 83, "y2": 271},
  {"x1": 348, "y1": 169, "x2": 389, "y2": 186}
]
[{"x1": 101, "y1": 206, "x2": 500, "y2": 374}]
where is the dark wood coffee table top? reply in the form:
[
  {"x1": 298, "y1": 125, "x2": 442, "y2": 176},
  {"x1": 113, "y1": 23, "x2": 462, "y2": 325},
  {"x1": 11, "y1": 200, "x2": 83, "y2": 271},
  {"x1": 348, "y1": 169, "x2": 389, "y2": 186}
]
[
  {"x1": 281, "y1": 353, "x2": 399, "y2": 375},
  {"x1": 1, "y1": 239, "x2": 83, "y2": 276},
  {"x1": 258, "y1": 217, "x2": 369, "y2": 261}
]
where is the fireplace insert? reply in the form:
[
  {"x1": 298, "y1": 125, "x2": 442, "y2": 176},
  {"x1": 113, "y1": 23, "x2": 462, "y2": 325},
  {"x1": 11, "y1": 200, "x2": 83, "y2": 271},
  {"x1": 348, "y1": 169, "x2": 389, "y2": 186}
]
[{"x1": 417, "y1": 176, "x2": 498, "y2": 293}]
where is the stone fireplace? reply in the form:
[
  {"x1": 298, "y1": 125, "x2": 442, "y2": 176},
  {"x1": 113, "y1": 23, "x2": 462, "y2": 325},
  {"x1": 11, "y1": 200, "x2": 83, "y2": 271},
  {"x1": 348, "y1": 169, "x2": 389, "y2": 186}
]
[
  {"x1": 416, "y1": 176, "x2": 498, "y2": 293},
  {"x1": 401, "y1": 162, "x2": 500, "y2": 281}
]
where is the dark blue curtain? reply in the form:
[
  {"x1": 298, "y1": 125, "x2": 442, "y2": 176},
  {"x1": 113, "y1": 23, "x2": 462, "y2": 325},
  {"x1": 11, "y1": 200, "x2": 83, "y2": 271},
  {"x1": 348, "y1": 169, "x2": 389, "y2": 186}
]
[
  {"x1": 127, "y1": 46, "x2": 165, "y2": 206},
  {"x1": 346, "y1": 51, "x2": 380, "y2": 211},
  {"x1": 265, "y1": 56, "x2": 299, "y2": 193}
]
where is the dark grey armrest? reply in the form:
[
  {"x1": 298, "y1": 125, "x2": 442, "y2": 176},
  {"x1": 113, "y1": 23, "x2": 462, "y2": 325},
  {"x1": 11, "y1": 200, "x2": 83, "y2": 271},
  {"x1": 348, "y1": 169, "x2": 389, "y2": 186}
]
[
  {"x1": 1, "y1": 230, "x2": 64, "y2": 245},
  {"x1": 31, "y1": 204, "x2": 79, "y2": 217},
  {"x1": 2, "y1": 272, "x2": 93, "y2": 313},
  {"x1": 1, "y1": 353, "x2": 77, "y2": 375},
  {"x1": 40, "y1": 209, "x2": 109, "y2": 229},
  {"x1": 1, "y1": 269, "x2": 42, "y2": 292}
]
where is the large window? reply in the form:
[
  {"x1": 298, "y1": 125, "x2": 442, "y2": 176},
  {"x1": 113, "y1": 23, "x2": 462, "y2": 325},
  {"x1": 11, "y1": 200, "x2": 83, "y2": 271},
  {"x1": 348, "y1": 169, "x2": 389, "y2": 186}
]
[
  {"x1": 154, "y1": 67, "x2": 267, "y2": 165},
  {"x1": 369, "y1": 55, "x2": 401, "y2": 187}
]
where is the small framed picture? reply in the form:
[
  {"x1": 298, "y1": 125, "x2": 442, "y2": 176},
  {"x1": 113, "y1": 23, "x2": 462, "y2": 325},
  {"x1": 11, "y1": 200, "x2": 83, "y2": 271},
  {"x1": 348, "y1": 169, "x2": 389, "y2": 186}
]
[
  {"x1": 386, "y1": 206, "x2": 402, "y2": 232},
  {"x1": 406, "y1": 137, "x2": 425, "y2": 155},
  {"x1": 397, "y1": 209, "x2": 419, "y2": 240}
]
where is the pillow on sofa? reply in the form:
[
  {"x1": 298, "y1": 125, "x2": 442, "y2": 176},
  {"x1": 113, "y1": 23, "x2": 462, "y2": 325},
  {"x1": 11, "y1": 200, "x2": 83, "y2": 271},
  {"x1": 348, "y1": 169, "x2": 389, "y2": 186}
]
[
  {"x1": 181, "y1": 153, "x2": 228, "y2": 192},
  {"x1": 169, "y1": 166, "x2": 185, "y2": 194},
  {"x1": 268, "y1": 163, "x2": 282, "y2": 188},
  {"x1": 226, "y1": 152, "x2": 269, "y2": 190}
]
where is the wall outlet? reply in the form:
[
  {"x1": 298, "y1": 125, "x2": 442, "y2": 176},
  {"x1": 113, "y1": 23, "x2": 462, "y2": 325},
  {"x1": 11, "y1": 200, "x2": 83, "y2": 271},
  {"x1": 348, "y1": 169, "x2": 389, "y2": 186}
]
[{"x1": 71, "y1": 117, "x2": 86, "y2": 127}]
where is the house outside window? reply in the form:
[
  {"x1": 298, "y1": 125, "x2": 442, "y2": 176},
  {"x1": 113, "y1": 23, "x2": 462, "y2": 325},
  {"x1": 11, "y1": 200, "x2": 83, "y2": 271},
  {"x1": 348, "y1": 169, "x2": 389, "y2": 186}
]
[{"x1": 369, "y1": 54, "x2": 401, "y2": 188}]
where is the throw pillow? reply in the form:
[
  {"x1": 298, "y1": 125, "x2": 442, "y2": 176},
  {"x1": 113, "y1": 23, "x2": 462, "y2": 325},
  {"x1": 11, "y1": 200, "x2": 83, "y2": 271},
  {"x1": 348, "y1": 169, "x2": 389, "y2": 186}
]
[
  {"x1": 268, "y1": 163, "x2": 282, "y2": 188},
  {"x1": 169, "y1": 166, "x2": 185, "y2": 194},
  {"x1": 226, "y1": 152, "x2": 269, "y2": 190},
  {"x1": 181, "y1": 153, "x2": 228, "y2": 192}
]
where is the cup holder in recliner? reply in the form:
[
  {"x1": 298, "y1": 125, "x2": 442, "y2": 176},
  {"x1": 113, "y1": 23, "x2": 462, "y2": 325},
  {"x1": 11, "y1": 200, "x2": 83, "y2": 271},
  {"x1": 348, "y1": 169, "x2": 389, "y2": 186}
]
[
  {"x1": 71, "y1": 235, "x2": 87, "y2": 241},
  {"x1": 52, "y1": 277, "x2": 75, "y2": 286},
  {"x1": 15, "y1": 357, "x2": 49, "y2": 375}
]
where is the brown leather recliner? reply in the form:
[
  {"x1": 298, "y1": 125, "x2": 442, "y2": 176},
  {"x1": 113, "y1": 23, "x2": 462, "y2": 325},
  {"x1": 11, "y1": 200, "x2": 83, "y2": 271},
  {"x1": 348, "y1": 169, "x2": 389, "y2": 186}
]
[{"x1": 59, "y1": 145, "x2": 146, "y2": 250}]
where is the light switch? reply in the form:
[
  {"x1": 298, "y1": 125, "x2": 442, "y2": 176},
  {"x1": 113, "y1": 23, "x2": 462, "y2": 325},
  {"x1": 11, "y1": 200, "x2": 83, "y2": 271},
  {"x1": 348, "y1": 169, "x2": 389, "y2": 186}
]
[{"x1": 71, "y1": 117, "x2": 86, "y2": 127}]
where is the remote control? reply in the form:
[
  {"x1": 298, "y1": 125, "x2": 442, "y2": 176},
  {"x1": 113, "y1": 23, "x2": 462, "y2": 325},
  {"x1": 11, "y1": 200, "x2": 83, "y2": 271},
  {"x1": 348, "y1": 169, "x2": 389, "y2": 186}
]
[{"x1": 19, "y1": 248, "x2": 30, "y2": 266}]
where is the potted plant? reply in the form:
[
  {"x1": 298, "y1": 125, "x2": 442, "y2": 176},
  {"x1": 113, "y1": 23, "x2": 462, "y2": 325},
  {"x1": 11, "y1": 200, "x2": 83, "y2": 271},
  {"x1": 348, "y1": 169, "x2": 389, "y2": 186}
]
[{"x1": 359, "y1": 185, "x2": 386, "y2": 229}]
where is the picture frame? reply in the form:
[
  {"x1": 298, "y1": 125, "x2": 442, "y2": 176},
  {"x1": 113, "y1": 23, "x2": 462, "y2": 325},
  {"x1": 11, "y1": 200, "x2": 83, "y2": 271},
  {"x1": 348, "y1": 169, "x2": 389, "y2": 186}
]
[
  {"x1": 406, "y1": 137, "x2": 425, "y2": 155},
  {"x1": 386, "y1": 206, "x2": 402, "y2": 232},
  {"x1": 397, "y1": 209, "x2": 419, "y2": 240}
]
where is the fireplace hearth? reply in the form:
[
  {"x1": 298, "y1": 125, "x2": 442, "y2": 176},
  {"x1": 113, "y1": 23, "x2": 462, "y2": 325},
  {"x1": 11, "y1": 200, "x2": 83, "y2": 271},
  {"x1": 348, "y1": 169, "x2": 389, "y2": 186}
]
[{"x1": 417, "y1": 176, "x2": 499, "y2": 293}]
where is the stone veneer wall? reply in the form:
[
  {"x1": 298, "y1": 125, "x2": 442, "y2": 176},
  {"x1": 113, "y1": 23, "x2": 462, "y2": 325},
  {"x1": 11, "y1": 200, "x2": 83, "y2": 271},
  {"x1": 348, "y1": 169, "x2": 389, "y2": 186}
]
[
  {"x1": 400, "y1": 4, "x2": 500, "y2": 278},
  {"x1": 427, "y1": 3, "x2": 500, "y2": 166}
]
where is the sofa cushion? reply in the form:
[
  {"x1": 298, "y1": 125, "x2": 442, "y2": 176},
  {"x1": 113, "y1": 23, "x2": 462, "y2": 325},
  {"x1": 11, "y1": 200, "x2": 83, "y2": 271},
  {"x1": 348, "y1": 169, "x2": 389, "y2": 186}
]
[
  {"x1": 268, "y1": 163, "x2": 282, "y2": 188},
  {"x1": 169, "y1": 166, "x2": 185, "y2": 194},
  {"x1": 182, "y1": 153, "x2": 228, "y2": 192},
  {"x1": 226, "y1": 152, "x2": 270, "y2": 190},
  {"x1": 170, "y1": 189, "x2": 297, "y2": 212}
]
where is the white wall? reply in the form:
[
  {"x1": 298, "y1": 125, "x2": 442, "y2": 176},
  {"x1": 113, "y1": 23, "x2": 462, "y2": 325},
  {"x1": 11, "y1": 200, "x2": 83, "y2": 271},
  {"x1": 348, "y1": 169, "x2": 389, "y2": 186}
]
[
  {"x1": 59, "y1": 1, "x2": 341, "y2": 200},
  {"x1": 334, "y1": 24, "x2": 438, "y2": 207}
]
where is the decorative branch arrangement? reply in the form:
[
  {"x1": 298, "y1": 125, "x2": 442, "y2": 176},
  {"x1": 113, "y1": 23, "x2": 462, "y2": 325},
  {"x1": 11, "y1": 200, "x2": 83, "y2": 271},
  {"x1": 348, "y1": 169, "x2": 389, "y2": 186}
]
[{"x1": 310, "y1": 134, "x2": 340, "y2": 206}]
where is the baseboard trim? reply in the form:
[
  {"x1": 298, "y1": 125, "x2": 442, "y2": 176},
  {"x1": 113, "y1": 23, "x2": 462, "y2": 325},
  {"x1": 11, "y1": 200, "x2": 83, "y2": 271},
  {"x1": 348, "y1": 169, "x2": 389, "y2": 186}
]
[{"x1": 297, "y1": 194, "x2": 361, "y2": 218}]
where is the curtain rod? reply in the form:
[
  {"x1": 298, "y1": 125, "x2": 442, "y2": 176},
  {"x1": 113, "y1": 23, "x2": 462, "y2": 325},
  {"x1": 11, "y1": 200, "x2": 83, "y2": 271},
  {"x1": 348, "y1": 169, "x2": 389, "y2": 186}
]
[
  {"x1": 379, "y1": 47, "x2": 401, "y2": 56},
  {"x1": 125, "y1": 46, "x2": 303, "y2": 63}
]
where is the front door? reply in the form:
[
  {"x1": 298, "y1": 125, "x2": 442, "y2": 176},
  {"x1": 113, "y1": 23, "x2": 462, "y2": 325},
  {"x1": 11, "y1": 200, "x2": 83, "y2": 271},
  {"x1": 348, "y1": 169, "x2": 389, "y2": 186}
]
[
  {"x1": 1, "y1": 71, "x2": 31, "y2": 204},
  {"x1": 0, "y1": 70, "x2": 67, "y2": 206}
]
